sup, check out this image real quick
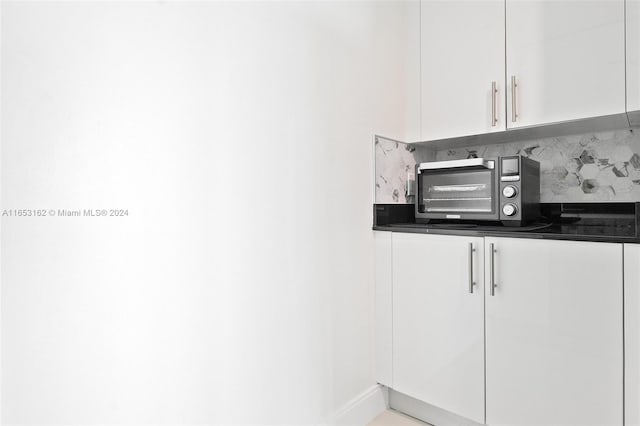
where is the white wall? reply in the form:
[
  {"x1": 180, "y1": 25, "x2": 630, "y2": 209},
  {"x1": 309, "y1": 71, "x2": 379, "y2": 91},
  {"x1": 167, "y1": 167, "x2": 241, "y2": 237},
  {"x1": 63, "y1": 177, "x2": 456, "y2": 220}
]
[{"x1": 0, "y1": 2, "x2": 419, "y2": 425}]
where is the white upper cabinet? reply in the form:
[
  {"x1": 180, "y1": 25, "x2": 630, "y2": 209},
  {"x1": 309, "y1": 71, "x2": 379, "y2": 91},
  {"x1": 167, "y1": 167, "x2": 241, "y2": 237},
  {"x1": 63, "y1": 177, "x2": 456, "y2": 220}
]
[
  {"x1": 628, "y1": 0, "x2": 640, "y2": 116},
  {"x1": 420, "y1": 1, "x2": 505, "y2": 141},
  {"x1": 419, "y1": 0, "x2": 627, "y2": 139},
  {"x1": 505, "y1": 0, "x2": 626, "y2": 129},
  {"x1": 393, "y1": 233, "x2": 485, "y2": 424},
  {"x1": 485, "y1": 237, "x2": 623, "y2": 426}
]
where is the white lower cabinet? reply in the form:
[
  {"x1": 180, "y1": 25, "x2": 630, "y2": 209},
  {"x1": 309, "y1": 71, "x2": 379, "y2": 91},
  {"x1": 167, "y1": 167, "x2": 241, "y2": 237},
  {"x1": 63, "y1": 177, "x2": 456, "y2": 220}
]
[
  {"x1": 392, "y1": 233, "x2": 485, "y2": 424},
  {"x1": 484, "y1": 237, "x2": 623, "y2": 426},
  {"x1": 374, "y1": 231, "x2": 393, "y2": 387},
  {"x1": 624, "y1": 244, "x2": 640, "y2": 426},
  {"x1": 379, "y1": 232, "x2": 625, "y2": 426}
]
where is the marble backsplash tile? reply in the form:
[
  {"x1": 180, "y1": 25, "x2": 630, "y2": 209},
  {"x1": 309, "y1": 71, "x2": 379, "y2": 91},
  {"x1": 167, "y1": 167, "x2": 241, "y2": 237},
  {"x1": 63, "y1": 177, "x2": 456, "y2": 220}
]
[
  {"x1": 374, "y1": 136, "x2": 434, "y2": 204},
  {"x1": 435, "y1": 128, "x2": 640, "y2": 202}
]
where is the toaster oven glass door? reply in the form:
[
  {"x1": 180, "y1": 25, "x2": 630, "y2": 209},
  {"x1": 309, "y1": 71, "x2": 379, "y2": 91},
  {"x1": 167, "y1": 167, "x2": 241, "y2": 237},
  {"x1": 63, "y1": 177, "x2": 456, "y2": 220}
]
[{"x1": 418, "y1": 169, "x2": 496, "y2": 215}]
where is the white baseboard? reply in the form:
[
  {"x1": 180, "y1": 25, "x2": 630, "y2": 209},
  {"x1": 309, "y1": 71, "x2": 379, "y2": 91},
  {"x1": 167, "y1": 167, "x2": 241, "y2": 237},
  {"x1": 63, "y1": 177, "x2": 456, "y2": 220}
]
[
  {"x1": 331, "y1": 384, "x2": 389, "y2": 426},
  {"x1": 389, "y1": 389, "x2": 484, "y2": 426}
]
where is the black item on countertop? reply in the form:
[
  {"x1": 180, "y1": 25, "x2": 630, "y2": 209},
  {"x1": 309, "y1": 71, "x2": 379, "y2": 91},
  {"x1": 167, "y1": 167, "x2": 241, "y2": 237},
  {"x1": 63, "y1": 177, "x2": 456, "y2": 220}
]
[
  {"x1": 414, "y1": 156, "x2": 541, "y2": 226},
  {"x1": 373, "y1": 202, "x2": 640, "y2": 243}
]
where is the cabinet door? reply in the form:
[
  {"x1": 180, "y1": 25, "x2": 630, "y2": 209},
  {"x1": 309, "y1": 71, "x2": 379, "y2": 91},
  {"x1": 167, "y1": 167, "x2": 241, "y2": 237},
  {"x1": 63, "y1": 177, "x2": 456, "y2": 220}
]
[
  {"x1": 505, "y1": 0, "x2": 625, "y2": 128},
  {"x1": 374, "y1": 231, "x2": 393, "y2": 387},
  {"x1": 485, "y1": 237, "x2": 623, "y2": 426},
  {"x1": 629, "y1": 0, "x2": 640, "y2": 120},
  {"x1": 421, "y1": 1, "x2": 505, "y2": 141},
  {"x1": 624, "y1": 244, "x2": 640, "y2": 426},
  {"x1": 393, "y1": 233, "x2": 484, "y2": 424}
]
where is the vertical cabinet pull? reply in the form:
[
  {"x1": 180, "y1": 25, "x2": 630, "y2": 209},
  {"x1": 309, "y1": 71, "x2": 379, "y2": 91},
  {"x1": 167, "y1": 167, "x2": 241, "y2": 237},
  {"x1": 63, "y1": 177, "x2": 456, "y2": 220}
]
[
  {"x1": 490, "y1": 243, "x2": 497, "y2": 296},
  {"x1": 491, "y1": 81, "x2": 498, "y2": 127},
  {"x1": 468, "y1": 242, "x2": 476, "y2": 293},
  {"x1": 511, "y1": 75, "x2": 518, "y2": 123}
]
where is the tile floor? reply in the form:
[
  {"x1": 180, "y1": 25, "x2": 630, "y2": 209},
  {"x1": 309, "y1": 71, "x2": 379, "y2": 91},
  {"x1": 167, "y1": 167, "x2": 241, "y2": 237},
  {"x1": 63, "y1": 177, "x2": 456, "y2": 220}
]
[{"x1": 368, "y1": 409, "x2": 431, "y2": 426}]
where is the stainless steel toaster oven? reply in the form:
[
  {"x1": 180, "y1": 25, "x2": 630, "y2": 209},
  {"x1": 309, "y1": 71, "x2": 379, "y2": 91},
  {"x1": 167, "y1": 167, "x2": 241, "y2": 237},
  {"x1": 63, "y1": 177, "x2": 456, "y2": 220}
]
[{"x1": 415, "y1": 156, "x2": 540, "y2": 226}]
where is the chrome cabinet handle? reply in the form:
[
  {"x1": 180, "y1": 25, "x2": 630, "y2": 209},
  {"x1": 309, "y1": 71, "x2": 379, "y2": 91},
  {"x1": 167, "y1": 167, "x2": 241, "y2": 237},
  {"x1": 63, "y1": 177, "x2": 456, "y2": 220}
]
[
  {"x1": 468, "y1": 242, "x2": 476, "y2": 293},
  {"x1": 511, "y1": 75, "x2": 518, "y2": 123},
  {"x1": 490, "y1": 243, "x2": 497, "y2": 296},
  {"x1": 491, "y1": 81, "x2": 498, "y2": 127}
]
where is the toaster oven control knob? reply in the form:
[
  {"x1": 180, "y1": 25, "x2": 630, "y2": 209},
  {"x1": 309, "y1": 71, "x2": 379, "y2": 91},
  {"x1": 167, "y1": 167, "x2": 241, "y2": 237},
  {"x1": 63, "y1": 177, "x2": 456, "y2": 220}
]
[
  {"x1": 502, "y1": 185, "x2": 517, "y2": 198},
  {"x1": 502, "y1": 203, "x2": 517, "y2": 217}
]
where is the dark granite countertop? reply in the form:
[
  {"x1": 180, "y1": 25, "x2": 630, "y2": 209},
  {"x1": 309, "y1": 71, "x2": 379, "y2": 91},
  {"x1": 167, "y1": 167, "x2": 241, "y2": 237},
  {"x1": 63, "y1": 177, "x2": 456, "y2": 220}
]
[{"x1": 373, "y1": 203, "x2": 640, "y2": 244}]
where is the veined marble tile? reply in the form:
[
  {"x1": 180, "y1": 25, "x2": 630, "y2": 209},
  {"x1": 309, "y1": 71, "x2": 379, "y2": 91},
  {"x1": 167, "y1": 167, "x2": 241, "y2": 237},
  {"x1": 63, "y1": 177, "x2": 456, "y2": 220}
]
[
  {"x1": 434, "y1": 128, "x2": 640, "y2": 202},
  {"x1": 374, "y1": 136, "x2": 435, "y2": 204}
]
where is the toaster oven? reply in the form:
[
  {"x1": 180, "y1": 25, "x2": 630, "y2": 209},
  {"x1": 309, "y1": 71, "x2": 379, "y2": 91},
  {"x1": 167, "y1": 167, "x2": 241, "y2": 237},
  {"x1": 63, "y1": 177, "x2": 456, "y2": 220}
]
[{"x1": 415, "y1": 156, "x2": 540, "y2": 226}]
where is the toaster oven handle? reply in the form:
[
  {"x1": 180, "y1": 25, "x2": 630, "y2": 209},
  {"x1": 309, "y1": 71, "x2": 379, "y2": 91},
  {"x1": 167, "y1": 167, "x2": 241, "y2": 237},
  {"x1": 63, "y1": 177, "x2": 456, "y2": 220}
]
[{"x1": 418, "y1": 158, "x2": 495, "y2": 171}]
